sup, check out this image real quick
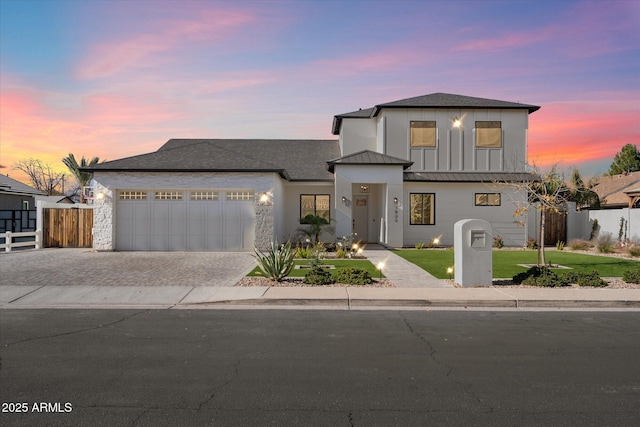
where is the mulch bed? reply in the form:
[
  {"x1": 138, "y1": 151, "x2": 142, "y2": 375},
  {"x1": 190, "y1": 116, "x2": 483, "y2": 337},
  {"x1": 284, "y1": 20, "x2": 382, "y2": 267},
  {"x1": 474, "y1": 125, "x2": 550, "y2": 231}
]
[{"x1": 236, "y1": 277, "x2": 395, "y2": 288}]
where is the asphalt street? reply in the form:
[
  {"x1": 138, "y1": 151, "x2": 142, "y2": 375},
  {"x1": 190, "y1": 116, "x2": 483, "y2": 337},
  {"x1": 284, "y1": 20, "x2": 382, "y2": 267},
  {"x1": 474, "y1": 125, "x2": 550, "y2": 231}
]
[{"x1": 1, "y1": 310, "x2": 639, "y2": 426}]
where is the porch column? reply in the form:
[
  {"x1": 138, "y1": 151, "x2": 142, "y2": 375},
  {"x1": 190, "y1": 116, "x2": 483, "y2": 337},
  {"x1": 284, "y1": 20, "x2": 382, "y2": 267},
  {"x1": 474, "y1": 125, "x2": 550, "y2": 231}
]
[
  {"x1": 385, "y1": 184, "x2": 404, "y2": 247},
  {"x1": 334, "y1": 173, "x2": 353, "y2": 239}
]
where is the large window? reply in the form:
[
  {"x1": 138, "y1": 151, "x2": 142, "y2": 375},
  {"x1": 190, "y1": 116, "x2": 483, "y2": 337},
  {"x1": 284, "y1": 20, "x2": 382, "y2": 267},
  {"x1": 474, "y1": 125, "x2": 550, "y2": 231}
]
[
  {"x1": 475, "y1": 193, "x2": 501, "y2": 206},
  {"x1": 475, "y1": 121, "x2": 502, "y2": 148},
  {"x1": 300, "y1": 195, "x2": 330, "y2": 223},
  {"x1": 410, "y1": 121, "x2": 436, "y2": 147},
  {"x1": 410, "y1": 193, "x2": 435, "y2": 225}
]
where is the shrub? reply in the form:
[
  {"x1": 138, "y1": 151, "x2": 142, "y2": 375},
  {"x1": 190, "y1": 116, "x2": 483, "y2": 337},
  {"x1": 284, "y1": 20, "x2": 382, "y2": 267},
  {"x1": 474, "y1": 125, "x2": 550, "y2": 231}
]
[
  {"x1": 415, "y1": 242, "x2": 425, "y2": 250},
  {"x1": 312, "y1": 241, "x2": 327, "y2": 259},
  {"x1": 564, "y1": 270, "x2": 606, "y2": 287},
  {"x1": 556, "y1": 241, "x2": 565, "y2": 251},
  {"x1": 295, "y1": 245, "x2": 313, "y2": 259},
  {"x1": 513, "y1": 266, "x2": 568, "y2": 287},
  {"x1": 336, "y1": 248, "x2": 348, "y2": 258},
  {"x1": 568, "y1": 239, "x2": 590, "y2": 251},
  {"x1": 597, "y1": 232, "x2": 615, "y2": 253},
  {"x1": 526, "y1": 237, "x2": 538, "y2": 249},
  {"x1": 255, "y1": 240, "x2": 295, "y2": 282},
  {"x1": 335, "y1": 267, "x2": 373, "y2": 285},
  {"x1": 622, "y1": 268, "x2": 640, "y2": 284},
  {"x1": 627, "y1": 246, "x2": 640, "y2": 257},
  {"x1": 303, "y1": 260, "x2": 335, "y2": 285},
  {"x1": 493, "y1": 235, "x2": 504, "y2": 248}
]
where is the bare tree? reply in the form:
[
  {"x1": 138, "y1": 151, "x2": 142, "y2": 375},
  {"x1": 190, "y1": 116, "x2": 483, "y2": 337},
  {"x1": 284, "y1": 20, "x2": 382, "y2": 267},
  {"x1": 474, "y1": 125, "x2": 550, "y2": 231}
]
[
  {"x1": 509, "y1": 165, "x2": 571, "y2": 266},
  {"x1": 13, "y1": 158, "x2": 67, "y2": 195}
]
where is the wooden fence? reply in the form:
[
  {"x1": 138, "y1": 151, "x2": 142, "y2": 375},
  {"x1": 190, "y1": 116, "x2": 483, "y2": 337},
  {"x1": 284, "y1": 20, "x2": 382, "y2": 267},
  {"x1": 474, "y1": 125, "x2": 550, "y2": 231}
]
[
  {"x1": 43, "y1": 208, "x2": 93, "y2": 248},
  {"x1": 544, "y1": 210, "x2": 567, "y2": 245}
]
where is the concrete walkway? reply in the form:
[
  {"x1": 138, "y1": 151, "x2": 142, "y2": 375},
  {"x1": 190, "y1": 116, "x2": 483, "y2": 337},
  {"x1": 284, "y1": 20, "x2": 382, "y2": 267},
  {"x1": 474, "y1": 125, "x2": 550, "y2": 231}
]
[
  {"x1": 363, "y1": 245, "x2": 451, "y2": 288},
  {"x1": 1, "y1": 284, "x2": 639, "y2": 309}
]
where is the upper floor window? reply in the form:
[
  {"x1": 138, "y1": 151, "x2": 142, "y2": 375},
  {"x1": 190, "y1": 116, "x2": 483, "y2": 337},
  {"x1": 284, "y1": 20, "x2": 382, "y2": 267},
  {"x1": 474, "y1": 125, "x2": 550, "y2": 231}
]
[
  {"x1": 476, "y1": 121, "x2": 502, "y2": 148},
  {"x1": 410, "y1": 193, "x2": 435, "y2": 225},
  {"x1": 410, "y1": 121, "x2": 436, "y2": 147},
  {"x1": 301, "y1": 194, "x2": 330, "y2": 223},
  {"x1": 475, "y1": 193, "x2": 501, "y2": 206}
]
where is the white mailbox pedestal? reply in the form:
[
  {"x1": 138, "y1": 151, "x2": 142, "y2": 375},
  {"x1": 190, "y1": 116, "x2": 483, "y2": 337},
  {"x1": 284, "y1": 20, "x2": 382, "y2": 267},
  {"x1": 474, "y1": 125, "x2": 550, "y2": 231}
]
[{"x1": 454, "y1": 219, "x2": 492, "y2": 287}]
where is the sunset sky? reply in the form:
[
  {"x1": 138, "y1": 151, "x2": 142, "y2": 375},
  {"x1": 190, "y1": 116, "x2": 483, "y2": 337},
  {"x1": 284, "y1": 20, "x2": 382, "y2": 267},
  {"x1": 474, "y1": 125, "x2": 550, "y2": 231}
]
[{"x1": 1, "y1": 0, "x2": 638, "y2": 185}]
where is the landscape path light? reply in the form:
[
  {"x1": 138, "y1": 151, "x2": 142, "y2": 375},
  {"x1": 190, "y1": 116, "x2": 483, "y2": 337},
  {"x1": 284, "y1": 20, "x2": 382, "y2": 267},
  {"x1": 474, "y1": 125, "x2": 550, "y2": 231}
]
[{"x1": 376, "y1": 261, "x2": 385, "y2": 279}]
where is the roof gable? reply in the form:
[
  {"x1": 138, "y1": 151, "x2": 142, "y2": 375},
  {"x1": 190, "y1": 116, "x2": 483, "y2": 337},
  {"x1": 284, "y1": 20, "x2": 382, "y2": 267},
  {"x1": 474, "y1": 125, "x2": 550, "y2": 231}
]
[{"x1": 327, "y1": 150, "x2": 412, "y2": 173}]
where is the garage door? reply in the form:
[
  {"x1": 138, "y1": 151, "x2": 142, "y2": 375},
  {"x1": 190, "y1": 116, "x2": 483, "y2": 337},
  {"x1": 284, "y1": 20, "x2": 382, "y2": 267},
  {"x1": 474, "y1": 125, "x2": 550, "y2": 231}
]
[{"x1": 116, "y1": 190, "x2": 255, "y2": 251}]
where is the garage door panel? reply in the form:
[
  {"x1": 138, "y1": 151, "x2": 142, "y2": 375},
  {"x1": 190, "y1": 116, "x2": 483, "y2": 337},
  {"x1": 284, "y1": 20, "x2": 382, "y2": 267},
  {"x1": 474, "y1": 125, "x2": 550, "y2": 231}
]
[{"x1": 117, "y1": 189, "x2": 256, "y2": 251}]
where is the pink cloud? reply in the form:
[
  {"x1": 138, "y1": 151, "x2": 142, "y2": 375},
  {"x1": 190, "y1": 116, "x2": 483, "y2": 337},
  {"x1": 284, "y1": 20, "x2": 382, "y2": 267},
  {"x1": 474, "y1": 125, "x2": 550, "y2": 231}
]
[
  {"x1": 453, "y1": 31, "x2": 550, "y2": 53},
  {"x1": 528, "y1": 98, "x2": 639, "y2": 168},
  {"x1": 76, "y1": 8, "x2": 257, "y2": 79}
]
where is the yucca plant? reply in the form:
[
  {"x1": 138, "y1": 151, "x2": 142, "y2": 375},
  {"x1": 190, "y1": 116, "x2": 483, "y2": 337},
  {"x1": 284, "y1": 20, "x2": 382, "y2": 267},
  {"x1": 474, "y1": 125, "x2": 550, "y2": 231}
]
[{"x1": 255, "y1": 240, "x2": 295, "y2": 282}]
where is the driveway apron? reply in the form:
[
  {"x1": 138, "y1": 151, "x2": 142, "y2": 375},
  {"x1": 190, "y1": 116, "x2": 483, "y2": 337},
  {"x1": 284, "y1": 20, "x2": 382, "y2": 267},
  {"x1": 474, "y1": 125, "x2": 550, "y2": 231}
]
[{"x1": 0, "y1": 249, "x2": 257, "y2": 287}]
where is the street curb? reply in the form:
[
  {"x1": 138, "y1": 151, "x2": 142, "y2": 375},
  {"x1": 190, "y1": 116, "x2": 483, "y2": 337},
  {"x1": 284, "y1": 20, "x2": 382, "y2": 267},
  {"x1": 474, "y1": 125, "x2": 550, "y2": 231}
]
[{"x1": 185, "y1": 298, "x2": 640, "y2": 309}]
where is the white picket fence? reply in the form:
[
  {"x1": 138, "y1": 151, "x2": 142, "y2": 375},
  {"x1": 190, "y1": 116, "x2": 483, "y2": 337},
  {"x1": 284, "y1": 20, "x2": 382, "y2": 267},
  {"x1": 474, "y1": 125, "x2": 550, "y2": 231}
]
[{"x1": 0, "y1": 231, "x2": 42, "y2": 252}]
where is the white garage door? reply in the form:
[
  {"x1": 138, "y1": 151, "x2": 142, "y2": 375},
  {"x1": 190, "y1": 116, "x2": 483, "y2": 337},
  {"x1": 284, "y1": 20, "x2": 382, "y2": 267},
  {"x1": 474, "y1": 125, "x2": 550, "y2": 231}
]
[{"x1": 116, "y1": 190, "x2": 255, "y2": 251}]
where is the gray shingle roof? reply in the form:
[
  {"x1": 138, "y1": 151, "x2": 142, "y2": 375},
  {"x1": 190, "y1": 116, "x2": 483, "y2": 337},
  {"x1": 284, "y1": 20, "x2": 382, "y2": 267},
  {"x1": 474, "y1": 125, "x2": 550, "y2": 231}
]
[
  {"x1": 84, "y1": 139, "x2": 341, "y2": 182},
  {"x1": 332, "y1": 93, "x2": 540, "y2": 134},
  {"x1": 327, "y1": 150, "x2": 412, "y2": 173},
  {"x1": 404, "y1": 171, "x2": 539, "y2": 182}
]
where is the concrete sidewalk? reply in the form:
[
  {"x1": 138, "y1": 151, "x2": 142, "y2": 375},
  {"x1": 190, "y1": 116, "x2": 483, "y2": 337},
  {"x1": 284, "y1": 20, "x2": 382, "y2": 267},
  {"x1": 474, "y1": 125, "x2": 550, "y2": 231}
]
[{"x1": 2, "y1": 284, "x2": 639, "y2": 309}]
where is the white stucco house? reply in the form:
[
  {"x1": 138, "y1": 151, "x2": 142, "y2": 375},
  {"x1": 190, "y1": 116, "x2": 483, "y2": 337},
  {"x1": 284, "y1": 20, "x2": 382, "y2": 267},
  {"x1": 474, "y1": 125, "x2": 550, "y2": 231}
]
[{"x1": 84, "y1": 93, "x2": 540, "y2": 251}]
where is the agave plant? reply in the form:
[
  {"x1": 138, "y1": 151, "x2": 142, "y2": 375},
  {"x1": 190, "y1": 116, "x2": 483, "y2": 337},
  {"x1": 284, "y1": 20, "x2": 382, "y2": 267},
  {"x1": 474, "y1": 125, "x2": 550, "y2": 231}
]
[{"x1": 254, "y1": 240, "x2": 295, "y2": 282}]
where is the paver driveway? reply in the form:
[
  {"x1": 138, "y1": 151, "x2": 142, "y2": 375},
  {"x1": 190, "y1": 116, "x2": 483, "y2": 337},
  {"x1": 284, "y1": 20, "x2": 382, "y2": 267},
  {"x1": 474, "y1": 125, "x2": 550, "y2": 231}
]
[{"x1": 0, "y1": 249, "x2": 256, "y2": 287}]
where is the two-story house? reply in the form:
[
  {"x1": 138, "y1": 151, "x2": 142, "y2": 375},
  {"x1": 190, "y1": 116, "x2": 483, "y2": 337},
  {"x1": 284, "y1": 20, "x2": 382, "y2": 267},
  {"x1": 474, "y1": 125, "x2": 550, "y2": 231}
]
[{"x1": 86, "y1": 93, "x2": 539, "y2": 251}]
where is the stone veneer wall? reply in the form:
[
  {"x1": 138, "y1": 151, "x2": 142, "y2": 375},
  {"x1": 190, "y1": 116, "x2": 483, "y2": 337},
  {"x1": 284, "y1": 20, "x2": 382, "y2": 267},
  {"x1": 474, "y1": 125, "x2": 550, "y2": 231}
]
[{"x1": 91, "y1": 171, "x2": 278, "y2": 251}]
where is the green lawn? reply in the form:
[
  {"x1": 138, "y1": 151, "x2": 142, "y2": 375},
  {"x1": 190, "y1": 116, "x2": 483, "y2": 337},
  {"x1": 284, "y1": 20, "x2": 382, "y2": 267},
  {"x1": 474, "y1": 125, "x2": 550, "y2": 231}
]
[
  {"x1": 248, "y1": 259, "x2": 385, "y2": 278},
  {"x1": 393, "y1": 249, "x2": 639, "y2": 279}
]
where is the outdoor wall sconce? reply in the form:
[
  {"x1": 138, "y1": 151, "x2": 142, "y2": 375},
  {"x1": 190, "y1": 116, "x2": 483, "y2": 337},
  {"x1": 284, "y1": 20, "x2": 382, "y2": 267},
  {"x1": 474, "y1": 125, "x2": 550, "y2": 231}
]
[
  {"x1": 453, "y1": 117, "x2": 461, "y2": 128},
  {"x1": 393, "y1": 197, "x2": 399, "y2": 206},
  {"x1": 259, "y1": 192, "x2": 272, "y2": 205},
  {"x1": 96, "y1": 192, "x2": 105, "y2": 200},
  {"x1": 360, "y1": 185, "x2": 369, "y2": 193}
]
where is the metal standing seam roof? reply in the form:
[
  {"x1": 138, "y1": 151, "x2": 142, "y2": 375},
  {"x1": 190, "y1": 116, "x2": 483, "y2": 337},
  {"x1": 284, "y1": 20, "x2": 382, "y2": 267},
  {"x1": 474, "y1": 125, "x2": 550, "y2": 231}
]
[
  {"x1": 403, "y1": 171, "x2": 540, "y2": 182},
  {"x1": 332, "y1": 92, "x2": 541, "y2": 134},
  {"x1": 326, "y1": 150, "x2": 413, "y2": 172}
]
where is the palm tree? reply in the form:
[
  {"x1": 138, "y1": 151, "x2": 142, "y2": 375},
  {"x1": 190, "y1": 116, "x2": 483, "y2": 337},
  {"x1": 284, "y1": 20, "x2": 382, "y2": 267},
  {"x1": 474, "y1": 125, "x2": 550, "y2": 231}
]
[{"x1": 62, "y1": 153, "x2": 101, "y2": 203}]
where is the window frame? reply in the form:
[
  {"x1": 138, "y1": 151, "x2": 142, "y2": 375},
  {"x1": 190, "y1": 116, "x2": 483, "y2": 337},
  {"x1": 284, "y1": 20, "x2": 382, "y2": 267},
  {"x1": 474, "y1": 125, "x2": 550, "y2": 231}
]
[
  {"x1": 475, "y1": 193, "x2": 501, "y2": 206},
  {"x1": 409, "y1": 193, "x2": 435, "y2": 225},
  {"x1": 410, "y1": 121, "x2": 437, "y2": 147},
  {"x1": 300, "y1": 194, "x2": 330, "y2": 223},
  {"x1": 475, "y1": 121, "x2": 502, "y2": 148}
]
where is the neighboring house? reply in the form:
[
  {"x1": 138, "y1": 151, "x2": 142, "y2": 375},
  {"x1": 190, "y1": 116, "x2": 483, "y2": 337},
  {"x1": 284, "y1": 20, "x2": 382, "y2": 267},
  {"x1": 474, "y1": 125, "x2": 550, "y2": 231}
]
[
  {"x1": 592, "y1": 171, "x2": 640, "y2": 209},
  {"x1": 0, "y1": 175, "x2": 45, "y2": 211},
  {"x1": 84, "y1": 93, "x2": 540, "y2": 251},
  {"x1": 0, "y1": 175, "x2": 44, "y2": 235},
  {"x1": 35, "y1": 195, "x2": 76, "y2": 204}
]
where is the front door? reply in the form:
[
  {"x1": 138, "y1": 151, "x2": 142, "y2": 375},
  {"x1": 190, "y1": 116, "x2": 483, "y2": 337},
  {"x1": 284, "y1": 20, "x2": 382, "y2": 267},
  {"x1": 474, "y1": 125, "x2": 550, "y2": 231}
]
[{"x1": 353, "y1": 196, "x2": 368, "y2": 242}]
